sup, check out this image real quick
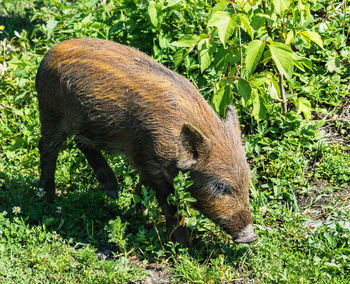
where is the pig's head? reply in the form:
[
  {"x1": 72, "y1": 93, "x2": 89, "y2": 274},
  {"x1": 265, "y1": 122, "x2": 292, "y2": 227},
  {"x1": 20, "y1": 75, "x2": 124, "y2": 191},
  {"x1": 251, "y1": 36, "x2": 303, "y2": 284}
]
[{"x1": 177, "y1": 105, "x2": 257, "y2": 244}]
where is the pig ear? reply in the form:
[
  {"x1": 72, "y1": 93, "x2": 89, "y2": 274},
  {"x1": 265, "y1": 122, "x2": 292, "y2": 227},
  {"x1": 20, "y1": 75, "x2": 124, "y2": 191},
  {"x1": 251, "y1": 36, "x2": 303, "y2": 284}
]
[
  {"x1": 225, "y1": 105, "x2": 239, "y2": 126},
  {"x1": 177, "y1": 122, "x2": 212, "y2": 170},
  {"x1": 225, "y1": 105, "x2": 241, "y2": 133}
]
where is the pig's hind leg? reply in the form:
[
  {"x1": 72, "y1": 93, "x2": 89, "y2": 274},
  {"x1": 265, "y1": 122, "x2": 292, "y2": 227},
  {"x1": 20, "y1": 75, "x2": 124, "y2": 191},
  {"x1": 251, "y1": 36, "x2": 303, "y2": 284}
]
[
  {"x1": 75, "y1": 137, "x2": 119, "y2": 199},
  {"x1": 38, "y1": 111, "x2": 67, "y2": 202}
]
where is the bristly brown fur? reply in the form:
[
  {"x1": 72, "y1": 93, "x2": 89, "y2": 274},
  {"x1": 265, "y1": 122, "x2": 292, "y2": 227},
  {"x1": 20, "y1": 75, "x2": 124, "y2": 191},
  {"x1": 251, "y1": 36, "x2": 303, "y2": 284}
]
[{"x1": 36, "y1": 38, "x2": 255, "y2": 246}]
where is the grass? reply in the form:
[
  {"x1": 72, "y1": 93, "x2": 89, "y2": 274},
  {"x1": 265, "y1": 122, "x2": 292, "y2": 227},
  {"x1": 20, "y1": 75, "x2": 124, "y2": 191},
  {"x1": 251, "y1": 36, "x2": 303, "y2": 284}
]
[{"x1": 1, "y1": 0, "x2": 349, "y2": 282}]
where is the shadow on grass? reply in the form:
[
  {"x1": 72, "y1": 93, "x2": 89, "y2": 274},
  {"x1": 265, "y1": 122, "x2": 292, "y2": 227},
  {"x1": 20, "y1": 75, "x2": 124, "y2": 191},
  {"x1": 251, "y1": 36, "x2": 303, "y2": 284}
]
[
  {"x1": 1, "y1": 173, "x2": 124, "y2": 243},
  {"x1": 0, "y1": 14, "x2": 35, "y2": 40},
  {"x1": 0, "y1": 173, "x2": 251, "y2": 264}
]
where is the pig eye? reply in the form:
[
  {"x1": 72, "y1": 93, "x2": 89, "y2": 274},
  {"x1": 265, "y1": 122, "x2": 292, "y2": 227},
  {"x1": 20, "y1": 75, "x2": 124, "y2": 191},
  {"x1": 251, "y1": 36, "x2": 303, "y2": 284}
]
[{"x1": 213, "y1": 181, "x2": 232, "y2": 194}]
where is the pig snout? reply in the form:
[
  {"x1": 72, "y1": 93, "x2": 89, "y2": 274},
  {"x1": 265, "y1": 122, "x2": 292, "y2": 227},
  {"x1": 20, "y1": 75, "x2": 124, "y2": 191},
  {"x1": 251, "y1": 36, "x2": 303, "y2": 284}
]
[{"x1": 233, "y1": 224, "x2": 258, "y2": 244}]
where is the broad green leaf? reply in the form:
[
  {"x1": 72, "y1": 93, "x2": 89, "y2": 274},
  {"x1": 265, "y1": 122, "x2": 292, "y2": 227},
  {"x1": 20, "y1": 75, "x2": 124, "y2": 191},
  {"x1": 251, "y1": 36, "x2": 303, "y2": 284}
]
[
  {"x1": 148, "y1": 1, "x2": 158, "y2": 27},
  {"x1": 293, "y1": 53, "x2": 313, "y2": 71},
  {"x1": 46, "y1": 19, "x2": 58, "y2": 39},
  {"x1": 319, "y1": 22, "x2": 328, "y2": 33},
  {"x1": 208, "y1": 11, "x2": 240, "y2": 46},
  {"x1": 269, "y1": 83, "x2": 279, "y2": 100},
  {"x1": 164, "y1": 0, "x2": 182, "y2": 8},
  {"x1": 267, "y1": 75, "x2": 280, "y2": 99},
  {"x1": 273, "y1": 0, "x2": 291, "y2": 15},
  {"x1": 251, "y1": 14, "x2": 273, "y2": 30},
  {"x1": 212, "y1": 85, "x2": 225, "y2": 113},
  {"x1": 237, "y1": 78, "x2": 251, "y2": 105},
  {"x1": 236, "y1": 0, "x2": 260, "y2": 6},
  {"x1": 238, "y1": 14, "x2": 253, "y2": 39},
  {"x1": 340, "y1": 48, "x2": 349, "y2": 58},
  {"x1": 49, "y1": 0, "x2": 65, "y2": 9},
  {"x1": 210, "y1": 0, "x2": 230, "y2": 16},
  {"x1": 173, "y1": 49, "x2": 186, "y2": 68},
  {"x1": 296, "y1": 97, "x2": 312, "y2": 120},
  {"x1": 158, "y1": 33, "x2": 169, "y2": 49},
  {"x1": 299, "y1": 57, "x2": 312, "y2": 70},
  {"x1": 231, "y1": 15, "x2": 242, "y2": 31},
  {"x1": 245, "y1": 40, "x2": 265, "y2": 74},
  {"x1": 12, "y1": 67, "x2": 28, "y2": 78},
  {"x1": 250, "y1": 73, "x2": 267, "y2": 87},
  {"x1": 268, "y1": 41, "x2": 293, "y2": 79},
  {"x1": 198, "y1": 39, "x2": 212, "y2": 73},
  {"x1": 213, "y1": 47, "x2": 239, "y2": 75},
  {"x1": 211, "y1": 84, "x2": 232, "y2": 115},
  {"x1": 134, "y1": 195, "x2": 142, "y2": 203},
  {"x1": 326, "y1": 56, "x2": 341, "y2": 73},
  {"x1": 86, "y1": 0, "x2": 99, "y2": 7},
  {"x1": 293, "y1": 58, "x2": 305, "y2": 72},
  {"x1": 184, "y1": 196, "x2": 197, "y2": 202},
  {"x1": 285, "y1": 31, "x2": 294, "y2": 45},
  {"x1": 171, "y1": 35, "x2": 200, "y2": 47},
  {"x1": 198, "y1": 33, "x2": 210, "y2": 40},
  {"x1": 252, "y1": 89, "x2": 267, "y2": 122},
  {"x1": 299, "y1": 30, "x2": 324, "y2": 49}
]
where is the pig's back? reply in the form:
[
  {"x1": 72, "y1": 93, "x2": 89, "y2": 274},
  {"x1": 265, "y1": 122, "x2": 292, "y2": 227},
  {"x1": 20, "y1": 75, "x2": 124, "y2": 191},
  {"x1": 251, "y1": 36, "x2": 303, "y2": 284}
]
[
  {"x1": 36, "y1": 38, "x2": 223, "y2": 163},
  {"x1": 37, "y1": 38, "x2": 199, "y2": 108}
]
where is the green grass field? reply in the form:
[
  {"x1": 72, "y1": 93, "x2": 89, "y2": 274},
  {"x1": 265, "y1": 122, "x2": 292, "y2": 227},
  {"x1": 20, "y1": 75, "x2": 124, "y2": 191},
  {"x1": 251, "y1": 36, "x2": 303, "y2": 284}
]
[{"x1": 1, "y1": 0, "x2": 349, "y2": 282}]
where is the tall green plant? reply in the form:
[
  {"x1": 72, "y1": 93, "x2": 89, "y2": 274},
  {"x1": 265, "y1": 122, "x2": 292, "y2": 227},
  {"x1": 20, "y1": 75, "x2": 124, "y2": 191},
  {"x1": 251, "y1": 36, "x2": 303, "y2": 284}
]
[{"x1": 172, "y1": 0, "x2": 324, "y2": 122}]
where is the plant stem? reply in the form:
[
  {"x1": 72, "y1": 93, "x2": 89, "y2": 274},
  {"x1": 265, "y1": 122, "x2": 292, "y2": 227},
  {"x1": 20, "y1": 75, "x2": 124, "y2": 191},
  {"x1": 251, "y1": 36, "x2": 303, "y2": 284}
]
[
  {"x1": 344, "y1": 0, "x2": 348, "y2": 38},
  {"x1": 154, "y1": 224, "x2": 165, "y2": 250},
  {"x1": 230, "y1": 1, "x2": 243, "y2": 77},
  {"x1": 261, "y1": 0, "x2": 273, "y2": 38},
  {"x1": 279, "y1": 73, "x2": 287, "y2": 114}
]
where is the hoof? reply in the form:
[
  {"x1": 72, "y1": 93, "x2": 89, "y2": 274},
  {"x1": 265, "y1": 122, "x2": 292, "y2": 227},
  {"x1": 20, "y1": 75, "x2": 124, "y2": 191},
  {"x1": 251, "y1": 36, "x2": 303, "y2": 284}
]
[
  {"x1": 170, "y1": 226, "x2": 192, "y2": 248},
  {"x1": 106, "y1": 189, "x2": 118, "y2": 200}
]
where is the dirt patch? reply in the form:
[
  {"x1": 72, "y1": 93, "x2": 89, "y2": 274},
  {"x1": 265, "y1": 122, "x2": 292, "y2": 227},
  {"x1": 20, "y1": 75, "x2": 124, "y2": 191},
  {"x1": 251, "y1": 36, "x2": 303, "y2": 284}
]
[
  {"x1": 297, "y1": 183, "x2": 350, "y2": 220},
  {"x1": 95, "y1": 249, "x2": 173, "y2": 283},
  {"x1": 301, "y1": 95, "x2": 350, "y2": 220},
  {"x1": 129, "y1": 257, "x2": 173, "y2": 284},
  {"x1": 316, "y1": 95, "x2": 350, "y2": 145}
]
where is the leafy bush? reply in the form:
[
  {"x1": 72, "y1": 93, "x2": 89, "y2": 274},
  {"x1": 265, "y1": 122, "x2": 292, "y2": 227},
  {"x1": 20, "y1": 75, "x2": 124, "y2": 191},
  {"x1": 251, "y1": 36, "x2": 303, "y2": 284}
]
[
  {"x1": 105, "y1": 217, "x2": 128, "y2": 253},
  {"x1": 314, "y1": 145, "x2": 350, "y2": 188},
  {"x1": 0, "y1": 213, "x2": 146, "y2": 282},
  {"x1": 167, "y1": 171, "x2": 196, "y2": 224},
  {"x1": 172, "y1": 0, "x2": 324, "y2": 121}
]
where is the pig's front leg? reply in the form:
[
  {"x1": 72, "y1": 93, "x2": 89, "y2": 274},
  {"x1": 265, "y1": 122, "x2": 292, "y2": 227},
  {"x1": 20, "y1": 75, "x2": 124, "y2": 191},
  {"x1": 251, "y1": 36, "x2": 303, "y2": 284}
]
[{"x1": 154, "y1": 182, "x2": 192, "y2": 248}]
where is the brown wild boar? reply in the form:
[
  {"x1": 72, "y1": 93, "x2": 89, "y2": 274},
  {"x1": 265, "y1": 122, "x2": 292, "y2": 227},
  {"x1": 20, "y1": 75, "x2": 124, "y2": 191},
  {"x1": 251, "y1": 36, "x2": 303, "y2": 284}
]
[{"x1": 35, "y1": 38, "x2": 257, "y2": 246}]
